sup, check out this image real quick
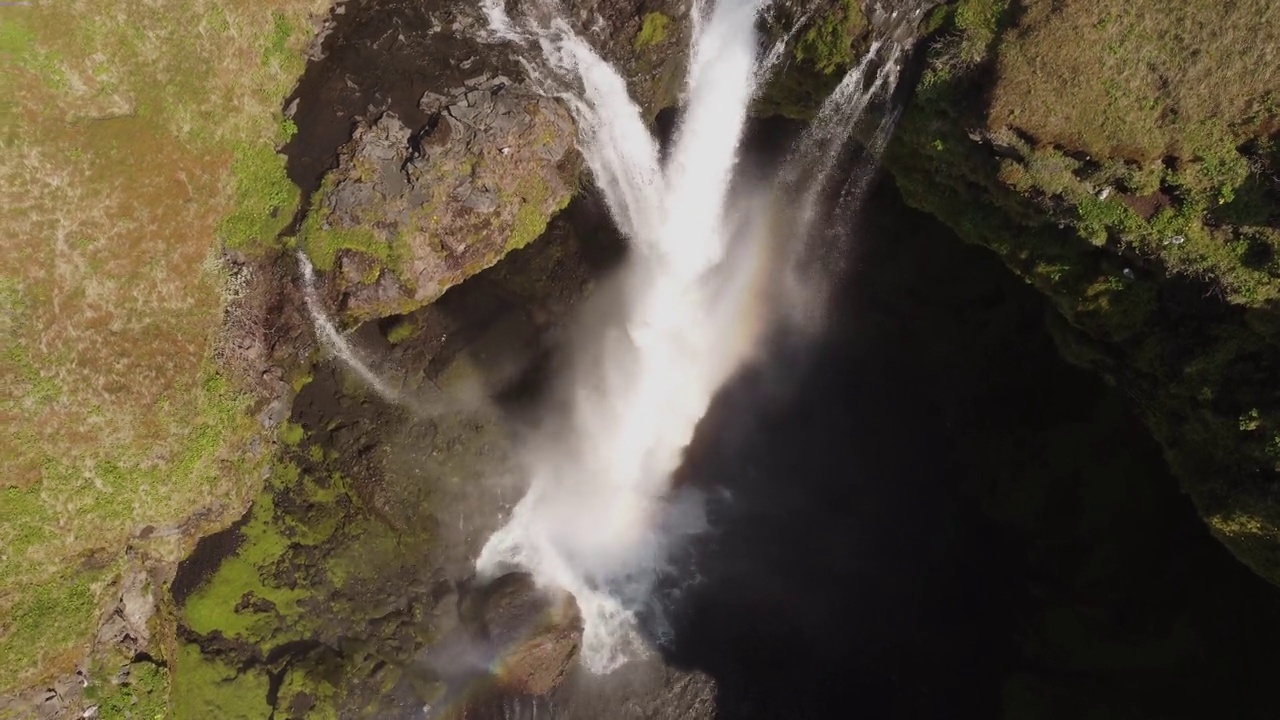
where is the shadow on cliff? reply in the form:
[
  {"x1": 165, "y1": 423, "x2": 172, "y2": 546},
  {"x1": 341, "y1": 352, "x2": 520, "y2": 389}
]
[{"x1": 656, "y1": 176, "x2": 1280, "y2": 719}]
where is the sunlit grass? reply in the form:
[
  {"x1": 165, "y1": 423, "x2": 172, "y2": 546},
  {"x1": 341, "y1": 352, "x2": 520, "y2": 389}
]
[
  {"x1": 988, "y1": 0, "x2": 1280, "y2": 162},
  {"x1": 0, "y1": 0, "x2": 328, "y2": 692}
]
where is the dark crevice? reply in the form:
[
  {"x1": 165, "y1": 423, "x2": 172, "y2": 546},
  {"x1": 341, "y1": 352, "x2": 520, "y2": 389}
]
[{"x1": 170, "y1": 509, "x2": 253, "y2": 606}]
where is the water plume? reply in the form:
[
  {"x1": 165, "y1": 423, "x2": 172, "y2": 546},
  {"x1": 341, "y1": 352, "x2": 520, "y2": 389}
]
[{"x1": 475, "y1": 0, "x2": 919, "y2": 672}]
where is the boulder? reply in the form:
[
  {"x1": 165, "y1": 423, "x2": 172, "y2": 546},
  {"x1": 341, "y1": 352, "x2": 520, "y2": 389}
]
[{"x1": 301, "y1": 74, "x2": 579, "y2": 321}]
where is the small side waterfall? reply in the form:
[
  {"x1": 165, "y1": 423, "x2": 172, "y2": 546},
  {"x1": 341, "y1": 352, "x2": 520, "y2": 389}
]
[
  {"x1": 296, "y1": 251, "x2": 403, "y2": 404},
  {"x1": 474, "y1": 0, "x2": 924, "y2": 672}
]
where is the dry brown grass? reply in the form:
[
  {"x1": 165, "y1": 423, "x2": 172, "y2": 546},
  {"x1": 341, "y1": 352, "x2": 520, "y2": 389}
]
[
  {"x1": 0, "y1": 0, "x2": 328, "y2": 692},
  {"x1": 988, "y1": 0, "x2": 1280, "y2": 161}
]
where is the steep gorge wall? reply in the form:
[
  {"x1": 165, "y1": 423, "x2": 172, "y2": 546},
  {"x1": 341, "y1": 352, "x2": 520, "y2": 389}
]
[{"x1": 884, "y1": 0, "x2": 1280, "y2": 582}]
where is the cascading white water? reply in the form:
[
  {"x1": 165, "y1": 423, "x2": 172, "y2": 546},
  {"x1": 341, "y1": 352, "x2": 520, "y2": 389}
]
[{"x1": 476, "y1": 0, "x2": 918, "y2": 672}]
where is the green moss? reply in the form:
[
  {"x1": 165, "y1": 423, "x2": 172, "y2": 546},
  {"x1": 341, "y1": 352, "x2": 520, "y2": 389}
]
[
  {"x1": 169, "y1": 644, "x2": 270, "y2": 720},
  {"x1": 296, "y1": 177, "x2": 399, "y2": 273},
  {"x1": 756, "y1": 0, "x2": 870, "y2": 118},
  {"x1": 276, "y1": 662, "x2": 339, "y2": 720},
  {"x1": 300, "y1": 223, "x2": 389, "y2": 273},
  {"x1": 385, "y1": 319, "x2": 418, "y2": 345},
  {"x1": 218, "y1": 142, "x2": 300, "y2": 253},
  {"x1": 325, "y1": 518, "x2": 403, "y2": 588},
  {"x1": 793, "y1": 0, "x2": 866, "y2": 75},
  {"x1": 495, "y1": 174, "x2": 572, "y2": 257},
  {"x1": 291, "y1": 370, "x2": 314, "y2": 393},
  {"x1": 279, "y1": 421, "x2": 305, "y2": 447},
  {"x1": 633, "y1": 12, "x2": 671, "y2": 50},
  {"x1": 182, "y1": 494, "x2": 308, "y2": 643},
  {"x1": 509, "y1": 203, "x2": 553, "y2": 252},
  {"x1": 276, "y1": 470, "x2": 347, "y2": 548}
]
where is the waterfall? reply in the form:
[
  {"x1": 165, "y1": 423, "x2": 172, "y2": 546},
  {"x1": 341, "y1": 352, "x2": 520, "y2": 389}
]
[{"x1": 475, "y1": 0, "x2": 918, "y2": 672}]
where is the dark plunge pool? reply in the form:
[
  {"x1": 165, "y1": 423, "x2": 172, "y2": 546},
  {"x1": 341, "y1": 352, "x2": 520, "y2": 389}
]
[{"x1": 656, "y1": 175, "x2": 1280, "y2": 720}]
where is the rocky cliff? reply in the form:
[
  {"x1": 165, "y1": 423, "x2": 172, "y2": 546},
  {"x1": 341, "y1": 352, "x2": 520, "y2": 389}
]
[{"x1": 883, "y1": 0, "x2": 1280, "y2": 584}]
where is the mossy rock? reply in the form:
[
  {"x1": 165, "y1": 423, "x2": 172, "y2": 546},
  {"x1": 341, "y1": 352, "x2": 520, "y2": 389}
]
[{"x1": 756, "y1": 0, "x2": 872, "y2": 119}]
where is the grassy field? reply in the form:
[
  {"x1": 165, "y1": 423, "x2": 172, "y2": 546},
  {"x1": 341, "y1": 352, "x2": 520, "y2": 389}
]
[
  {"x1": 989, "y1": 0, "x2": 1280, "y2": 162},
  {"x1": 0, "y1": 0, "x2": 325, "y2": 694}
]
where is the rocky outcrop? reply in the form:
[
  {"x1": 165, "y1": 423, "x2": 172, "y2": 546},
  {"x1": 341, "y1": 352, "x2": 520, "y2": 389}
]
[
  {"x1": 301, "y1": 74, "x2": 579, "y2": 320},
  {"x1": 163, "y1": 208, "x2": 620, "y2": 718},
  {"x1": 285, "y1": 0, "x2": 700, "y2": 325},
  {"x1": 557, "y1": 0, "x2": 693, "y2": 114}
]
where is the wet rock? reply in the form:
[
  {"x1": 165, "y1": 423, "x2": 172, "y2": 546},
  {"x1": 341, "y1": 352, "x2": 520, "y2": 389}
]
[
  {"x1": 462, "y1": 573, "x2": 582, "y2": 696},
  {"x1": 559, "y1": 0, "x2": 693, "y2": 112}
]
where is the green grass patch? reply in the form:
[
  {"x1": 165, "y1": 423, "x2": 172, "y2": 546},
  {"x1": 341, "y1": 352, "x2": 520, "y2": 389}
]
[
  {"x1": 218, "y1": 142, "x2": 300, "y2": 254},
  {"x1": 0, "y1": 367, "x2": 253, "y2": 693},
  {"x1": 0, "y1": 570, "x2": 106, "y2": 688},
  {"x1": 90, "y1": 661, "x2": 168, "y2": 720},
  {"x1": 0, "y1": 16, "x2": 68, "y2": 91},
  {"x1": 262, "y1": 12, "x2": 304, "y2": 78},
  {"x1": 988, "y1": 0, "x2": 1280, "y2": 162},
  {"x1": 1, "y1": 0, "x2": 321, "y2": 698}
]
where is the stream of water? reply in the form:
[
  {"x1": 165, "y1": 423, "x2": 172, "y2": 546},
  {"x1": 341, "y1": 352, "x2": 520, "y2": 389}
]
[{"x1": 474, "y1": 0, "x2": 922, "y2": 672}]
